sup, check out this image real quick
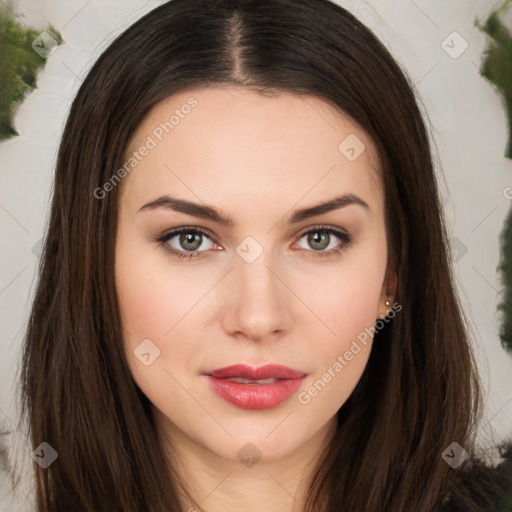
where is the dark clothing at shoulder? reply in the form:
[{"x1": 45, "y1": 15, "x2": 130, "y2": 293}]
[{"x1": 440, "y1": 448, "x2": 512, "y2": 511}]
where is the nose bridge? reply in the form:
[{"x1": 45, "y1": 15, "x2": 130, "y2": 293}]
[{"x1": 223, "y1": 239, "x2": 290, "y2": 339}]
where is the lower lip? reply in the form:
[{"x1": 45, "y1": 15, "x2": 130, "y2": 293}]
[{"x1": 203, "y1": 375, "x2": 306, "y2": 410}]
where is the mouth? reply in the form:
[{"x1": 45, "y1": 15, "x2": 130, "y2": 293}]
[{"x1": 201, "y1": 364, "x2": 307, "y2": 410}]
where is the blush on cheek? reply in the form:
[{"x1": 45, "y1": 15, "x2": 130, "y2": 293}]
[
  {"x1": 115, "y1": 259, "x2": 209, "y2": 359},
  {"x1": 309, "y1": 281, "x2": 381, "y2": 343},
  {"x1": 116, "y1": 279, "x2": 169, "y2": 365}
]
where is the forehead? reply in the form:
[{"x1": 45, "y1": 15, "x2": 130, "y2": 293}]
[{"x1": 119, "y1": 86, "x2": 384, "y2": 216}]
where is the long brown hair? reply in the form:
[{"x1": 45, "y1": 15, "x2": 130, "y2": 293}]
[{"x1": 16, "y1": 0, "x2": 497, "y2": 510}]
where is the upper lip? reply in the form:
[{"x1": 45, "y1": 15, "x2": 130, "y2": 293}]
[{"x1": 203, "y1": 364, "x2": 307, "y2": 380}]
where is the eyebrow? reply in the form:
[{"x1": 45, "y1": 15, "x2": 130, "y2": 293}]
[{"x1": 138, "y1": 193, "x2": 370, "y2": 226}]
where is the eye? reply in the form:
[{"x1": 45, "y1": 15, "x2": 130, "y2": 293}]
[
  {"x1": 294, "y1": 225, "x2": 354, "y2": 258},
  {"x1": 154, "y1": 227, "x2": 218, "y2": 260},
  {"x1": 153, "y1": 225, "x2": 354, "y2": 261}
]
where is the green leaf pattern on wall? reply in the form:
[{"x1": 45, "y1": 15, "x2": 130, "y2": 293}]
[{"x1": 476, "y1": 0, "x2": 512, "y2": 352}]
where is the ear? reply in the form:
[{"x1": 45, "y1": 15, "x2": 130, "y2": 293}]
[{"x1": 377, "y1": 264, "x2": 398, "y2": 319}]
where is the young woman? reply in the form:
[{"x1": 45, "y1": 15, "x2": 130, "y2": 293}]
[{"x1": 17, "y1": 0, "x2": 512, "y2": 510}]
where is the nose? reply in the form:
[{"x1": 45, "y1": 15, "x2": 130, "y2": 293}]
[{"x1": 220, "y1": 248, "x2": 293, "y2": 343}]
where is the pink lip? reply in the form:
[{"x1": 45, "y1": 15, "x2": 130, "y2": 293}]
[
  {"x1": 203, "y1": 364, "x2": 306, "y2": 380},
  {"x1": 202, "y1": 364, "x2": 307, "y2": 410}
]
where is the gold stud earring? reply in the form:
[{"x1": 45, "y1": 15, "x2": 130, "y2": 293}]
[{"x1": 385, "y1": 299, "x2": 390, "y2": 307}]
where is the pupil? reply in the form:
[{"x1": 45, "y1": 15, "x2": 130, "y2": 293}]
[
  {"x1": 182, "y1": 233, "x2": 201, "y2": 250},
  {"x1": 310, "y1": 231, "x2": 328, "y2": 250}
]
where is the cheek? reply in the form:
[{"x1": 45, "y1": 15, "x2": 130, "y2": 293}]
[
  {"x1": 114, "y1": 230, "x2": 205, "y2": 383},
  {"x1": 115, "y1": 228, "x2": 200, "y2": 341},
  {"x1": 295, "y1": 240, "x2": 386, "y2": 407},
  {"x1": 300, "y1": 279, "x2": 377, "y2": 385},
  {"x1": 116, "y1": 270, "x2": 174, "y2": 343},
  {"x1": 296, "y1": 280, "x2": 377, "y2": 412},
  {"x1": 300, "y1": 247, "x2": 386, "y2": 343},
  {"x1": 115, "y1": 240, "x2": 207, "y2": 423}
]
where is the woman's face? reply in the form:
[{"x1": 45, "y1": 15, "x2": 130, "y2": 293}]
[{"x1": 115, "y1": 86, "x2": 393, "y2": 465}]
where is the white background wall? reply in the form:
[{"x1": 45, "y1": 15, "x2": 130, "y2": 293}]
[{"x1": 1, "y1": 1, "x2": 512, "y2": 509}]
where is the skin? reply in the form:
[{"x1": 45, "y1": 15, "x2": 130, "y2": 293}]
[{"x1": 115, "y1": 85, "x2": 396, "y2": 512}]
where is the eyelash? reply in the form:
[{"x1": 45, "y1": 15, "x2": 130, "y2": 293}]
[{"x1": 153, "y1": 225, "x2": 354, "y2": 261}]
